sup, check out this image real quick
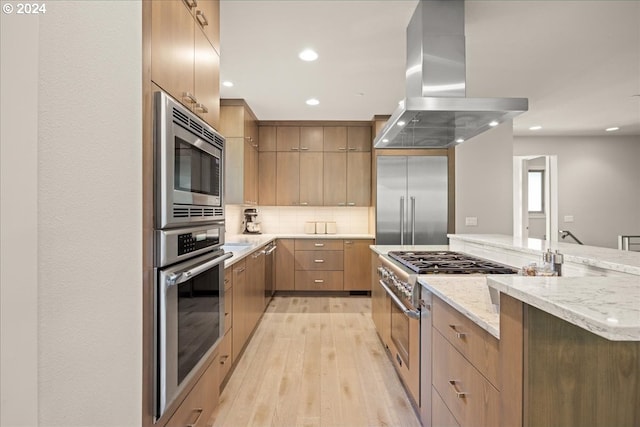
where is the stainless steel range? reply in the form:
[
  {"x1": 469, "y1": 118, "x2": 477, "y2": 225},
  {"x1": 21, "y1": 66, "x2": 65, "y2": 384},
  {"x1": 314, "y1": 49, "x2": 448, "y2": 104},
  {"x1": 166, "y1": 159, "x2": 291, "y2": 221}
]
[{"x1": 375, "y1": 250, "x2": 517, "y2": 426}]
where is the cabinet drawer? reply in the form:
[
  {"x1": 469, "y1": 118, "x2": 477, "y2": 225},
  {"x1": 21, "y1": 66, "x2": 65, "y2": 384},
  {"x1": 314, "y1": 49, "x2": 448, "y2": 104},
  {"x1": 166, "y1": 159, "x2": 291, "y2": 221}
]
[
  {"x1": 295, "y1": 250, "x2": 344, "y2": 270},
  {"x1": 432, "y1": 385, "x2": 461, "y2": 427},
  {"x1": 218, "y1": 331, "x2": 232, "y2": 387},
  {"x1": 433, "y1": 296, "x2": 499, "y2": 387},
  {"x1": 165, "y1": 353, "x2": 219, "y2": 427},
  {"x1": 224, "y1": 266, "x2": 232, "y2": 291},
  {"x1": 432, "y1": 330, "x2": 499, "y2": 427},
  {"x1": 295, "y1": 270, "x2": 343, "y2": 291},
  {"x1": 295, "y1": 239, "x2": 343, "y2": 251},
  {"x1": 223, "y1": 288, "x2": 232, "y2": 334}
]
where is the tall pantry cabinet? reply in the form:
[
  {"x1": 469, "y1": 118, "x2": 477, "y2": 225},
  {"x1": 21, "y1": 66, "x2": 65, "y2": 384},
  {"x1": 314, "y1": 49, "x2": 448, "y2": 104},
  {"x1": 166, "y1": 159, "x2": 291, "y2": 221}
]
[{"x1": 142, "y1": 1, "x2": 222, "y2": 426}]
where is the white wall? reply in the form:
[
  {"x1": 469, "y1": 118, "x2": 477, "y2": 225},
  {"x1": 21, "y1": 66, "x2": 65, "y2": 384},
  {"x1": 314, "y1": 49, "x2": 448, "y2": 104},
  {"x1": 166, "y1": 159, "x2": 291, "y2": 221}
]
[
  {"x1": 455, "y1": 122, "x2": 515, "y2": 234},
  {"x1": 1, "y1": 2, "x2": 142, "y2": 426},
  {"x1": 514, "y1": 135, "x2": 640, "y2": 248}
]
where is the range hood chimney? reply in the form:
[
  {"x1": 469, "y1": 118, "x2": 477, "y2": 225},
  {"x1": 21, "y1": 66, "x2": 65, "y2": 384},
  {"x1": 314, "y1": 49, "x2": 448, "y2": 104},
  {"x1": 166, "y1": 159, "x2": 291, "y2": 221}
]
[{"x1": 374, "y1": 0, "x2": 528, "y2": 148}]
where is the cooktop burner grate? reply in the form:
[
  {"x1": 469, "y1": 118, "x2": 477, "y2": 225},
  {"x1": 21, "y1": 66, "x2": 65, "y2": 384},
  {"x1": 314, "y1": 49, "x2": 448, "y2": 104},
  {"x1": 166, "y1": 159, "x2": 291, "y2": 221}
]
[{"x1": 387, "y1": 251, "x2": 518, "y2": 274}]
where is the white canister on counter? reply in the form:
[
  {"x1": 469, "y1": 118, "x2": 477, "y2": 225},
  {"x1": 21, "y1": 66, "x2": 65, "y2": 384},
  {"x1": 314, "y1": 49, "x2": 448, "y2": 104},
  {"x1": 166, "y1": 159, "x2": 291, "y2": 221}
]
[
  {"x1": 326, "y1": 221, "x2": 337, "y2": 234},
  {"x1": 315, "y1": 222, "x2": 326, "y2": 234},
  {"x1": 304, "y1": 222, "x2": 316, "y2": 234}
]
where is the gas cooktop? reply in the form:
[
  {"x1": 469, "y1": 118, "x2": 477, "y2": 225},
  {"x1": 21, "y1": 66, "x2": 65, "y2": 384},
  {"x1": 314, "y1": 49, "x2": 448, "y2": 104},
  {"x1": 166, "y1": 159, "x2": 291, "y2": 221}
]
[{"x1": 387, "y1": 251, "x2": 518, "y2": 275}]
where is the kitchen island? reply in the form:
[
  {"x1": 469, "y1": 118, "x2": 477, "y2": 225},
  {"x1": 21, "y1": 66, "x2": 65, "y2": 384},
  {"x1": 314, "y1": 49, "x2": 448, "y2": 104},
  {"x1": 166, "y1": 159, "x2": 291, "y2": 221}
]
[{"x1": 370, "y1": 237, "x2": 640, "y2": 427}]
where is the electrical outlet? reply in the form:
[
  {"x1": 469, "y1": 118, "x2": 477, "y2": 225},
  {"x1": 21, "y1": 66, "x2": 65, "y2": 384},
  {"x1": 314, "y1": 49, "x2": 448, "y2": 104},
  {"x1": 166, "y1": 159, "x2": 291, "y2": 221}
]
[
  {"x1": 564, "y1": 215, "x2": 574, "y2": 223},
  {"x1": 465, "y1": 216, "x2": 478, "y2": 226}
]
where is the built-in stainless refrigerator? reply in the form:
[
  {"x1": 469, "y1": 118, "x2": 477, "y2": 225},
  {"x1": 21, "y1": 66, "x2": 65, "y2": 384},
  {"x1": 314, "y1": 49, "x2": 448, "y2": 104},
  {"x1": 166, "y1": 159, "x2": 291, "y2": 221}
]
[{"x1": 376, "y1": 156, "x2": 449, "y2": 245}]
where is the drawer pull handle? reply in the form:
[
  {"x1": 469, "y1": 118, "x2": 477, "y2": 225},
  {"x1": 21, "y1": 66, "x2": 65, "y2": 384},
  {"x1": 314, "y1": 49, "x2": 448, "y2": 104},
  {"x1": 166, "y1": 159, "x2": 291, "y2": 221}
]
[
  {"x1": 196, "y1": 10, "x2": 208, "y2": 27},
  {"x1": 220, "y1": 355, "x2": 230, "y2": 365},
  {"x1": 448, "y1": 380, "x2": 467, "y2": 398},
  {"x1": 186, "y1": 408, "x2": 204, "y2": 427},
  {"x1": 182, "y1": 91, "x2": 197, "y2": 104},
  {"x1": 314, "y1": 259, "x2": 325, "y2": 263},
  {"x1": 183, "y1": 0, "x2": 197, "y2": 8},
  {"x1": 449, "y1": 324, "x2": 466, "y2": 339},
  {"x1": 314, "y1": 279, "x2": 324, "y2": 283},
  {"x1": 314, "y1": 243, "x2": 324, "y2": 247}
]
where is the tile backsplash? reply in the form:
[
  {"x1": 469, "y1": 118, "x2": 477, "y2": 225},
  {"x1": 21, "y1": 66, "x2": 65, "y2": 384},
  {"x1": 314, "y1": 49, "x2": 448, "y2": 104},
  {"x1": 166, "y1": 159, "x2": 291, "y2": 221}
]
[{"x1": 225, "y1": 205, "x2": 372, "y2": 235}]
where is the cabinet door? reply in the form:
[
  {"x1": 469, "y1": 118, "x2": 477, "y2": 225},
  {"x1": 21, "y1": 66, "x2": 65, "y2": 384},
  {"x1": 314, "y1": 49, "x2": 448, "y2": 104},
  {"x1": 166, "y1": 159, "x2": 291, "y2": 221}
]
[
  {"x1": 151, "y1": 1, "x2": 194, "y2": 106},
  {"x1": 194, "y1": 26, "x2": 220, "y2": 128},
  {"x1": 346, "y1": 152, "x2": 371, "y2": 206},
  {"x1": 347, "y1": 126, "x2": 372, "y2": 151},
  {"x1": 323, "y1": 126, "x2": 348, "y2": 152},
  {"x1": 276, "y1": 152, "x2": 299, "y2": 206},
  {"x1": 276, "y1": 126, "x2": 300, "y2": 151},
  {"x1": 242, "y1": 140, "x2": 257, "y2": 205},
  {"x1": 300, "y1": 127, "x2": 324, "y2": 151},
  {"x1": 343, "y1": 240, "x2": 373, "y2": 291},
  {"x1": 258, "y1": 152, "x2": 276, "y2": 205},
  {"x1": 299, "y1": 152, "x2": 323, "y2": 206},
  {"x1": 246, "y1": 249, "x2": 265, "y2": 333},
  {"x1": 275, "y1": 239, "x2": 295, "y2": 291},
  {"x1": 371, "y1": 252, "x2": 391, "y2": 348},
  {"x1": 231, "y1": 260, "x2": 247, "y2": 362},
  {"x1": 323, "y1": 152, "x2": 347, "y2": 206},
  {"x1": 194, "y1": 0, "x2": 220, "y2": 53},
  {"x1": 259, "y1": 126, "x2": 276, "y2": 151}
]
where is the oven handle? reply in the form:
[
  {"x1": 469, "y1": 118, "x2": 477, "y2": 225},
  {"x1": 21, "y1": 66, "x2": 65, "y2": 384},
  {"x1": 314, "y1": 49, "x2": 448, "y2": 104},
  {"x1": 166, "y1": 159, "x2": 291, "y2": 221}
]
[
  {"x1": 379, "y1": 279, "x2": 420, "y2": 319},
  {"x1": 166, "y1": 252, "x2": 233, "y2": 287}
]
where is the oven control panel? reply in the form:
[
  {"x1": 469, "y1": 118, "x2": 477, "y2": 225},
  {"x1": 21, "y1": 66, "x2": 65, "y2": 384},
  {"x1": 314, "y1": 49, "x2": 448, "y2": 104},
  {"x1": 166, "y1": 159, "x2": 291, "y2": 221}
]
[
  {"x1": 156, "y1": 224, "x2": 223, "y2": 267},
  {"x1": 177, "y1": 231, "x2": 219, "y2": 256}
]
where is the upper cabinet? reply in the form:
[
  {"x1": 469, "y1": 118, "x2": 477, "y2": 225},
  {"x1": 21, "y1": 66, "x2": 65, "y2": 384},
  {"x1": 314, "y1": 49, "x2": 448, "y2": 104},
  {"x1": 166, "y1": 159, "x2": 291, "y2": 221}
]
[
  {"x1": 219, "y1": 100, "x2": 259, "y2": 205},
  {"x1": 151, "y1": 0, "x2": 220, "y2": 129}
]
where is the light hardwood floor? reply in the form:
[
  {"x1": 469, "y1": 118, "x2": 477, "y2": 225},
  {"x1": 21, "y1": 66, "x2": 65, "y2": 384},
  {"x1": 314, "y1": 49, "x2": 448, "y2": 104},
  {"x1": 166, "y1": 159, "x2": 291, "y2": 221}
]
[{"x1": 211, "y1": 295, "x2": 421, "y2": 427}]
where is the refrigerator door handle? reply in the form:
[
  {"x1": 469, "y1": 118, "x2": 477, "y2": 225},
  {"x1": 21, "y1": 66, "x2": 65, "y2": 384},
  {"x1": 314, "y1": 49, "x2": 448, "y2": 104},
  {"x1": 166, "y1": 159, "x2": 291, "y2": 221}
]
[
  {"x1": 410, "y1": 196, "x2": 416, "y2": 245},
  {"x1": 400, "y1": 196, "x2": 405, "y2": 245}
]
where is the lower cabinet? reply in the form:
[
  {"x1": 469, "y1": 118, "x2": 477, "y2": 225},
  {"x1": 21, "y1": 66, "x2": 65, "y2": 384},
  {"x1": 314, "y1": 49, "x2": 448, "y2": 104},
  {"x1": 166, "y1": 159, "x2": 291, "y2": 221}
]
[
  {"x1": 275, "y1": 239, "x2": 295, "y2": 291},
  {"x1": 165, "y1": 352, "x2": 220, "y2": 427},
  {"x1": 370, "y1": 251, "x2": 391, "y2": 349},
  {"x1": 231, "y1": 259, "x2": 247, "y2": 362},
  {"x1": 343, "y1": 239, "x2": 373, "y2": 290}
]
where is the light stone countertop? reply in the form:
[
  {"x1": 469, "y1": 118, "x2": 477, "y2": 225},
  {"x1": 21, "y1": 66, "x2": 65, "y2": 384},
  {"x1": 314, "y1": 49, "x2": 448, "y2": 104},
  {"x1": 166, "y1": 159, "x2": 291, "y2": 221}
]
[
  {"x1": 418, "y1": 276, "x2": 500, "y2": 339},
  {"x1": 448, "y1": 234, "x2": 640, "y2": 276},
  {"x1": 488, "y1": 275, "x2": 640, "y2": 341}
]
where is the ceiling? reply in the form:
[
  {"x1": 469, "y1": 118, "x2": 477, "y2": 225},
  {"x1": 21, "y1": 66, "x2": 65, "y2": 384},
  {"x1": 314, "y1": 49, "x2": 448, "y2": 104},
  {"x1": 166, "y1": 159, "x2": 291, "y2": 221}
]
[{"x1": 219, "y1": 1, "x2": 640, "y2": 137}]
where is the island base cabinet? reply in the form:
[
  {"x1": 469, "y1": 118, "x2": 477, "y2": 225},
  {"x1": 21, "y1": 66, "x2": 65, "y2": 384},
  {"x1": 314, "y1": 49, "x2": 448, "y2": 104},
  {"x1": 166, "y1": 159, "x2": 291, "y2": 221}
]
[
  {"x1": 432, "y1": 386, "x2": 460, "y2": 427},
  {"x1": 432, "y1": 330, "x2": 499, "y2": 427},
  {"x1": 165, "y1": 353, "x2": 219, "y2": 427},
  {"x1": 294, "y1": 270, "x2": 343, "y2": 291}
]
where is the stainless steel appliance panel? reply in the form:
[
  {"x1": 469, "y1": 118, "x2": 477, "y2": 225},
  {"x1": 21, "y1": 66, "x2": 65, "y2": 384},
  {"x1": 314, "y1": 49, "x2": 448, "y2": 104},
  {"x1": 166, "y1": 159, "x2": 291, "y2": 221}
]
[
  {"x1": 376, "y1": 155, "x2": 448, "y2": 245},
  {"x1": 407, "y1": 156, "x2": 448, "y2": 245},
  {"x1": 376, "y1": 156, "x2": 408, "y2": 245}
]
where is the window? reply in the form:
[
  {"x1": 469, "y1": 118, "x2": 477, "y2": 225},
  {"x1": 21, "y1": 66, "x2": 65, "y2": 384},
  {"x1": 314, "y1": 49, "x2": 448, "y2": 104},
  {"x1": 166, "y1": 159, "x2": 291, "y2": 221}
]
[{"x1": 528, "y1": 170, "x2": 544, "y2": 213}]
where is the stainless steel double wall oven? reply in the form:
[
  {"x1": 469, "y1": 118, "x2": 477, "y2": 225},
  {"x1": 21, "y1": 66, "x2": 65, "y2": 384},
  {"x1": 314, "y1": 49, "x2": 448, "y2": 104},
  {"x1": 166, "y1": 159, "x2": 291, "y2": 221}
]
[{"x1": 153, "y1": 91, "x2": 228, "y2": 419}]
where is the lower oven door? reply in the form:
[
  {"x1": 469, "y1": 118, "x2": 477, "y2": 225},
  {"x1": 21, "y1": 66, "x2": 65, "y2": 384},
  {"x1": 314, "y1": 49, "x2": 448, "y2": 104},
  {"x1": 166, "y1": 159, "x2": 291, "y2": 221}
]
[
  {"x1": 379, "y1": 280, "x2": 421, "y2": 406},
  {"x1": 155, "y1": 249, "x2": 232, "y2": 418}
]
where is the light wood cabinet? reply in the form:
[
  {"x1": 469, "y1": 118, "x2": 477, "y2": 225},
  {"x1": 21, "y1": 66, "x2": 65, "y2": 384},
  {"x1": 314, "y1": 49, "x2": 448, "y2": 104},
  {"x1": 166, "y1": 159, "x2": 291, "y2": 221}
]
[
  {"x1": 258, "y1": 152, "x2": 276, "y2": 205},
  {"x1": 300, "y1": 127, "x2": 324, "y2": 151},
  {"x1": 245, "y1": 247, "x2": 266, "y2": 333},
  {"x1": 276, "y1": 126, "x2": 300, "y2": 151},
  {"x1": 295, "y1": 250, "x2": 344, "y2": 271},
  {"x1": 432, "y1": 330, "x2": 500, "y2": 427},
  {"x1": 346, "y1": 152, "x2": 371, "y2": 206},
  {"x1": 231, "y1": 259, "x2": 247, "y2": 362},
  {"x1": 258, "y1": 126, "x2": 276, "y2": 151},
  {"x1": 151, "y1": 0, "x2": 220, "y2": 129},
  {"x1": 220, "y1": 101, "x2": 259, "y2": 205},
  {"x1": 432, "y1": 386, "x2": 461, "y2": 427},
  {"x1": 323, "y1": 126, "x2": 348, "y2": 151},
  {"x1": 294, "y1": 271, "x2": 344, "y2": 291},
  {"x1": 299, "y1": 152, "x2": 323, "y2": 206},
  {"x1": 276, "y1": 152, "x2": 299, "y2": 206},
  {"x1": 165, "y1": 352, "x2": 220, "y2": 427},
  {"x1": 323, "y1": 152, "x2": 347, "y2": 206},
  {"x1": 347, "y1": 126, "x2": 372, "y2": 151},
  {"x1": 343, "y1": 239, "x2": 373, "y2": 291},
  {"x1": 191, "y1": 0, "x2": 220, "y2": 53},
  {"x1": 275, "y1": 239, "x2": 295, "y2": 291}
]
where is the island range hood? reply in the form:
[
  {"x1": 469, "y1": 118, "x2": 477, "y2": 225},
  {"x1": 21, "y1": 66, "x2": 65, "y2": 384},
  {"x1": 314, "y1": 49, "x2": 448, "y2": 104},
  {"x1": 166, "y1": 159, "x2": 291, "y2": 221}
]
[{"x1": 374, "y1": 0, "x2": 528, "y2": 149}]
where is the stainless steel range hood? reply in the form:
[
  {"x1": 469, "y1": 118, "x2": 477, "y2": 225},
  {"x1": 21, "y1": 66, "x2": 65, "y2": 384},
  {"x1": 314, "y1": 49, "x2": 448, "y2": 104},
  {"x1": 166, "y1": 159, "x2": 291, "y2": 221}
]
[{"x1": 374, "y1": 0, "x2": 528, "y2": 149}]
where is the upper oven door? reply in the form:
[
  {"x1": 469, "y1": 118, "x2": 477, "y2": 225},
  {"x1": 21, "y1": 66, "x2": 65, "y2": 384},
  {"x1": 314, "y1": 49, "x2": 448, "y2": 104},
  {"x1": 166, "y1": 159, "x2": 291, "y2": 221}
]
[
  {"x1": 156, "y1": 249, "x2": 233, "y2": 419},
  {"x1": 155, "y1": 91, "x2": 225, "y2": 229}
]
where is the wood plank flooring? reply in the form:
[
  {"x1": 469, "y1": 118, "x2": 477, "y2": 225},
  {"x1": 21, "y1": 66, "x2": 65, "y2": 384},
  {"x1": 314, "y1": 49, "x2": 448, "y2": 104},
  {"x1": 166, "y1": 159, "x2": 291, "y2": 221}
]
[{"x1": 211, "y1": 295, "x2": 421, "y2": 427}]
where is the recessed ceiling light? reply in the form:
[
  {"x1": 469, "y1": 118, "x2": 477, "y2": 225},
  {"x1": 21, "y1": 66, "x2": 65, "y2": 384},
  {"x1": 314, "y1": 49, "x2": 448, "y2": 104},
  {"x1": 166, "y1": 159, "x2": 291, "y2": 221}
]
[
  {"x1": 222, "y1": 81, "x2": 234, "y2": 88},
  {"x1": 529, "y1": 125, "x2": 542, "y2": 131},
  {"x1": 298, "y1": 49, "x2": 318, "y2": 61},
  {"x1": 397, "y1": 121, "x2": 406, "y2": 127},
  {"x1": 305, "y1": 98, "x2": 320, "y2": 106},
  {"x1": 455, "y1": 138, "x2": 464, "y2": 143},
  {"x1": 382, "y1": 138, "x2": 389, "y2": 143},
  {"x1": 605, "y1": 127, "x2": 620, "y2": 132},
  {"x1": 489, "y1": 121, "x2": 499, "y2": 127}
]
